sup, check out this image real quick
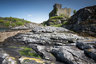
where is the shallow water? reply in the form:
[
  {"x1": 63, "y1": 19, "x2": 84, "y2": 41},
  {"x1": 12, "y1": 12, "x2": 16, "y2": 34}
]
[{"x1": 0, "y1": 28, "x2": 10, "y2": 32}]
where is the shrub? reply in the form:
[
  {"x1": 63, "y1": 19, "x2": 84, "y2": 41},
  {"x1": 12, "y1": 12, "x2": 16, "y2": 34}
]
[
  {"x1": 0, "y1": 20, "x2": 5, "y2": 23},
  {"x1": 11, "y1": 23, "x2": 16, "y2": 27},
  {"x1": 73, "y1": 10, "x2": 77, "y2": 14},
  {"x1": 24, "y1": 21, "x2": 31, "y2": 23}
]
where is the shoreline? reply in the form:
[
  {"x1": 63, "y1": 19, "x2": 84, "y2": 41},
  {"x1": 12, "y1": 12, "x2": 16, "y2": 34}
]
[{"x1": 0, "y1": 29, "x2": 31, "y2": 43}]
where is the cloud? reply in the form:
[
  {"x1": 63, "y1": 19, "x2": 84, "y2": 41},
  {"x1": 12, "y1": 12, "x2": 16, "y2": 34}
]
[{"x1": 27, "y1": 14, "x2": 32, "y2": 17}]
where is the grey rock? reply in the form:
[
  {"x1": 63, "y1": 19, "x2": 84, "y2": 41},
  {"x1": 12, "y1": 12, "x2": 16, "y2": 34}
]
[
  {"x1": 11, "y1": 26, "x2": 29, "y2": 30},
  {"x1": 51, "y1": 46, "x2": 95, "y2": 64},
  {"x1": 8, "y1": 26, "x2": 84, "y2": 46},
  {"x1": 28, "y1": 44, "x2": 56, "y2": 61},
  {"x1": 31, "y1": 26, "x2": 69, "y2": 33}
]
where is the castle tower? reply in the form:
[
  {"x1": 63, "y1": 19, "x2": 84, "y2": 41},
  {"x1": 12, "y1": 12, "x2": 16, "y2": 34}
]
[
  {"x1": 49, "y1": 3, "x2": 71, "y2": 18},
  {"x1": 54, "y1": 3, "x2": 62, "y2": 9}
]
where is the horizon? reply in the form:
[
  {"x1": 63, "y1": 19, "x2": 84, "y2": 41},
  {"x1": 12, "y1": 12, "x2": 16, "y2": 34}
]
[{"x1": 0, "y1": 0, "x2": 96, "y2": 23}]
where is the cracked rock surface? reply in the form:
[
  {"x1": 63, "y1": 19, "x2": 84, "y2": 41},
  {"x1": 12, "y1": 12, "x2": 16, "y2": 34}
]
[{"x1": 0, "y1": 26, "x2": 96, "y2": 64}]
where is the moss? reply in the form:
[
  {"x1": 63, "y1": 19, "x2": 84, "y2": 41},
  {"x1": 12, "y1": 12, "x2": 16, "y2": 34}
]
[
  {"x1": 63, "y1": 21, "x2": 69, "y2": 25},
  {"x1": 19, "y1": 47, "x2": 41, "y2": 58}
]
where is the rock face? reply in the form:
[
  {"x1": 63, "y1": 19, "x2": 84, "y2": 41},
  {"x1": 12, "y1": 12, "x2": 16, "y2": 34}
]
[
  {"x1": 63, "y1": 5, "x2": 96, "y2": 37},
  {"x1": 51, "y1": 46, "x2": 95, "y2": 64},
  {"x1": 2, "y1": 26, "x2": 96, "y2": 64},
  {"x1": 7, "y1": 26, "x2": 84, "y2": 46}
]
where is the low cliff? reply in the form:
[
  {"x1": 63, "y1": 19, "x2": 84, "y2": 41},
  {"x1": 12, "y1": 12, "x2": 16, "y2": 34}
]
[{"x1": 62, "y1": 5, "x2": 96, "y2": 37}]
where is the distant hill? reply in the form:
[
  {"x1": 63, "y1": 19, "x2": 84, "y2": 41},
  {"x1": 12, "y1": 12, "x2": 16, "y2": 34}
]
[{"x1": 0, "y1": 17, "x2": 31, "y2": 28}]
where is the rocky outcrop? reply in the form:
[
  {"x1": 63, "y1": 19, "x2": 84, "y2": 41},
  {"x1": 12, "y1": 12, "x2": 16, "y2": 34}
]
[
  {"x1": 11, "y1": 23, "x2": 42, "y2": 30},
  {"x1": 51, "y1": 46, "x2": 95, "y2": 64},
  {"x1": 2, "y1": 26, "x2": 96, "y2": 64},
  {"x1": 5, "y1": 26, "x2": 84, "y2": 46},
  {"x1": 63, "y1": 5, "x2": 96, "y2": 37}
]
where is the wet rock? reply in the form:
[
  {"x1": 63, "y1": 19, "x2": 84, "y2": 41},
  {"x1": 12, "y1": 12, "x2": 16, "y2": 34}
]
[
  {"x1": 84, "y1": 49, "x2": 96, "y2": 61},
  {"x1": 0, "y1": 57, "x2": 3, "y2": 64},
  {"x1": 76, "y1": 42, "x2": 92, "y2": 50}
]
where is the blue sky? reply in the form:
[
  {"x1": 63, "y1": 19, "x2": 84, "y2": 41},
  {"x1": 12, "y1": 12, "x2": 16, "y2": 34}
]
[{"x1": 0, "y1": 0, "x2": 96, "y2": 23}]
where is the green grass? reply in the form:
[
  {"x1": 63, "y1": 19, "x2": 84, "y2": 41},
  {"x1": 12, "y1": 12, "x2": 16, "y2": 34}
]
[
  {"x1": 0, "y1": 17, "x2": 31, "y2": 27},
  {"x1": 19, "y1": 47, "x2": 41, "y2": 58},
  {"x1": 50, "y1": 16, "x2": 64, "y2": 20},
  {"x1": 4, "y1": 21, "x2": 10, "y2": 27},
  {"x1": 15, "y1": 21, "x2": 24, "y2": 26}
]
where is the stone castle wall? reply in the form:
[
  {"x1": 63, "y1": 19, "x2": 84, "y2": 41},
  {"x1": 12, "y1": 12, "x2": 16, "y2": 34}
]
[
  {"x1": 49, "y1": 4, "x2": 71, "y2": 18},
  {"x1": 57, "y1": 8, "x2": 71, "y2": 17}
]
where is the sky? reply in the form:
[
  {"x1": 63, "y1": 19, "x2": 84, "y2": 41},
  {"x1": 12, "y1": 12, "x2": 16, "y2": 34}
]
[{"x1": 0, "y1": 0, "x2": 96, "y2": 23}]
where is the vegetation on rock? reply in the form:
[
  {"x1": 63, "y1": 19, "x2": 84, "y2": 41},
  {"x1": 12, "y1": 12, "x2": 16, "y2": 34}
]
[
  {"x1": 73, "y1": 9, "x2": 77, "y2": 14},
  {"x1": 42, "y1": 15, "x2": 70, "y2": 27},
  {"x1": 0, "y1": 17, "x2": 31, "y2": 27},
  {"x1": 19, "y1": 47, "x2": 41, "y2": 58}
]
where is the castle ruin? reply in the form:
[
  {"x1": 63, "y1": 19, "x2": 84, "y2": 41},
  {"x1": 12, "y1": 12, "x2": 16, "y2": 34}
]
[{"x1": 49, "y1": 3, "x2": 71, "y2": 18}]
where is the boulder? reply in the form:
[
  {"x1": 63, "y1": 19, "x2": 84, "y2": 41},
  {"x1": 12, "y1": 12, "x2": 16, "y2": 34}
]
[
  {"x1": 51, "y1": 46, "x2": 95, "y2": 64},
  {"x1": 76, "y1": 42, "x2": 92, "y2": 50}
]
